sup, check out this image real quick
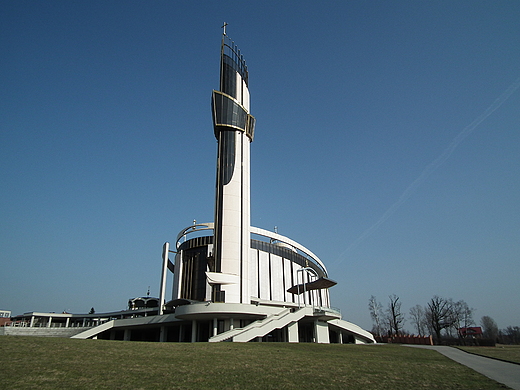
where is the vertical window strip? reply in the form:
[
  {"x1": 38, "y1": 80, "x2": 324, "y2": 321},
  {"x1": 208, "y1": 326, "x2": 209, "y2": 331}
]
[
  {"x1": 257, "y1": 250, "x2": 260, "y2": 299},
  {"x1": 268, "y1": 253, "x2": 272, "y2": 301}
]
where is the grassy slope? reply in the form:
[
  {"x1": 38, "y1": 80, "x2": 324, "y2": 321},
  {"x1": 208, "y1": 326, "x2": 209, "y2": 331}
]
[
  {"x1": 458, "y1": 345, "x2": 520, "y2": 365},
  {"x1": 0, "y1": 336, "x2": 509, "y2": 389}
]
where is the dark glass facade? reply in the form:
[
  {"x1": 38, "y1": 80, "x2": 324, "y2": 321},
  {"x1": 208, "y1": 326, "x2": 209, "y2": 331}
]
[
  {"x1": 178, "y1": 236, "x2": 214, "y2": 302},
  {"x1": 212, "y1": 90, "x2": 255, "y2": 141},
  {"x1": 212, "y1": 91, "x2": 248, "y2": 131},
  {"x1": 217, "y1": 129, "x2": 235, "y2": 185}
]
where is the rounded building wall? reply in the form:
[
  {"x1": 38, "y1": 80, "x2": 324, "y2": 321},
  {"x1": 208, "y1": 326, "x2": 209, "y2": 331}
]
[
  {"x1": 249, "y1": 244, "x2": 330, "y2": 308},
  {"x1": 172, "y1": 225, "x2": 331, "y2": 309}
]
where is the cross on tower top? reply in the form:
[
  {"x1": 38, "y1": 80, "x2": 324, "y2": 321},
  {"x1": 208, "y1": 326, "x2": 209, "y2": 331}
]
[{"x1": 222, "y1": 22, "x2": 228, "y2": 36}]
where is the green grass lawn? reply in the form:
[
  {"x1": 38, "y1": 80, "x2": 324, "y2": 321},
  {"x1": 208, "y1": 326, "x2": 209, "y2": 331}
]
[
  {"x1": 457, "y1": 345, "x2": 520, "y2": 364},
  {"x1": 0, "y1": 336, "x2": 510, "y2": 389}
]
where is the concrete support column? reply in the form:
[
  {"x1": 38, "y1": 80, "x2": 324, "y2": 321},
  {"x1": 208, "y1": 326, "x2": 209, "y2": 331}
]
[
  {"x1": 82, "y1": 318, "x2": 86, "y2": 327},
  {"x1": 159, "y1": 242, "x2": 169, "y2": 315},
  {"x1": 191, "y1": 320, "x2": 197, "y2": 343},
  {"x1": 213, "y1": 318, "x2": 218, "y2": 336},
  {"x1": 159, "y1": 326, "x2": 166, "y2": 342},
  {"x1": 47, "y1": 317, "x2": 52, "y2": 328},
  {"x1": 314, "y1": 320, "x2": 330, "y2": 344},
  {"x1": 124, "y1": 329, "x2": 131, "y2": 341},
  {"x1": 229, "y1": 318, "x2": 234, "y2": 330},
  {"x1": 30, "y1": 316, "x2": 35, "y2": 327},
  {"x1": 288, "y1": 321, "x2": 299, "y2": 343},
  {"x1": 339, "y1": 331, "x2": 344, "y2": 344},
  {"x1": 65, "y1": 318, "x2": 70, "y2": 328}
]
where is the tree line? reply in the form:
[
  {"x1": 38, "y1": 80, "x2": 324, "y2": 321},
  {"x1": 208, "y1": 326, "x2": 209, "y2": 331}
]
[{"x1": 368, "y1": 294, "x2": 520, "y2": 344}]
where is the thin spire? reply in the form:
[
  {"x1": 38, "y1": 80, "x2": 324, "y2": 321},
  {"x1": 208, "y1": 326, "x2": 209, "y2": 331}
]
[{"x1": 222, "y1": 22, "x2": 228, "y2": 36}]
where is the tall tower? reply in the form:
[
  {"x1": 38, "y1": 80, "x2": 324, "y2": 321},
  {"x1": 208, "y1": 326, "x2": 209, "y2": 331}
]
[
  {"x1": 211, "y1": 27, "x2": 255, "y2": 304},
  {"x1": 162, "y1": 27, "x2": 375, "y2": 345}
]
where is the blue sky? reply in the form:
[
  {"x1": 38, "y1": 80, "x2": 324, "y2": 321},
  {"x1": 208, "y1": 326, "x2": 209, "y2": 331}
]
[{"x1": 1, "y1": 1, "x2": 519, "y2": 332}]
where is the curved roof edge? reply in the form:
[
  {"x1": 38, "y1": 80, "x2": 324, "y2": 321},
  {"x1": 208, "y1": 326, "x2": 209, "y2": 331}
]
[
  {"x1": 250, "y1": 226, "x2": 328, "y2": 276},
  {"x1": 175, "y1": 223, "x2": 328, "y2": 276}
]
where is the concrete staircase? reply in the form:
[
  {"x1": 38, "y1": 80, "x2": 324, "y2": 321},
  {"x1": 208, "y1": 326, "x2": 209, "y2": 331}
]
[
  {"x1": 209, "y1": 307, "x2": 311, "y2": 343},
  {"x1": 0, "y1": 326, "x2": 93, "y2": 338}
]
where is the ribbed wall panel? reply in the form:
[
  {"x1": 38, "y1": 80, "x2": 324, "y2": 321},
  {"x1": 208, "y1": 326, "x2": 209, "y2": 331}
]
[
  {"x1": 249, "y1": 248, "x2": 258, "y2": 299},
  {"x1": 258, "y1": 251, "x2": 270, "y2": 300},
  {"x1": 283, "y1": 258, "x2": 294, "y2": 303},
  {"x1": 270, "y1": 255, "x2": 284, "y2": 302}
]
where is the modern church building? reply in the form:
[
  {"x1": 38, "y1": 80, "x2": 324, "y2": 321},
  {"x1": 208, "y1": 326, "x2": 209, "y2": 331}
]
[{"x1": 5, "y1": 29, "x2": 375, "y2": 344}]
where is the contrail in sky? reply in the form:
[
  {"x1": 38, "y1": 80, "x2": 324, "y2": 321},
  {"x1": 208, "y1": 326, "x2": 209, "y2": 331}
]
[{"x1": 335, "y1": 76, "x2": 520, "y2": 265}]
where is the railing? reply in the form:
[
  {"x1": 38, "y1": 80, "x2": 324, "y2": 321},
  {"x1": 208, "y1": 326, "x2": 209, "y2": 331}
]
[
  {"x1": 222, "y1": 35, "x2": 248, "y2": 85},
  {"x1": 176, "y1": 223, "x2": 214, "y2": 249},
  {"x1": 328, "y1": 306, "x2": 342, "y2": 316},
  {"x1": 313, "y1": 306, "x2": 341, "y2": 317}
]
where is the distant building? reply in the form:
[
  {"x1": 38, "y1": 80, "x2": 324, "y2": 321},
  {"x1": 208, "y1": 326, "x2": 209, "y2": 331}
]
[
  {"x1": 3, "y1": 28, "x2": 375, "y2": 344},
  {"x1": 459, "y1": 327, "x2": 483, "y2": 338},
  {"x1": 0, "y1": 310, "x2": 12, "y2": 327},
  {"x1": 128, "y1": 297, "x2": 159, "y2": 311}
]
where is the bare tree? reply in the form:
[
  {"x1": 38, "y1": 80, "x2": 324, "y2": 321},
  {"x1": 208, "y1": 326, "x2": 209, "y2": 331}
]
[
  {"x1": 481, "y1": 316, "x2": 499, "y2": 340},
  {"x1": 425, "y1": 296, "x2": 454, "y2": 340},
  {"x1": 386, "y1": 294, "x2": 405, "y2": 336},
  {"x1": 502, "y1": 326, "x2": 520, "y2": 344},
  {"x1": 450, "y1": 300, "x2": 474, "y2": 336},
  {"x1": 368, "y1": 295, "x2": 384, "y2": 337},
  {"x1": 409, "y1": 304, "x2": 427, "y2": 336}
]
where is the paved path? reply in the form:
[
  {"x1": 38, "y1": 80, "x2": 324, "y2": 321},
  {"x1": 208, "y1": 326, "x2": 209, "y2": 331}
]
[{"x1": 405, "y1": 345, "x2": 520, "y2": 390}]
